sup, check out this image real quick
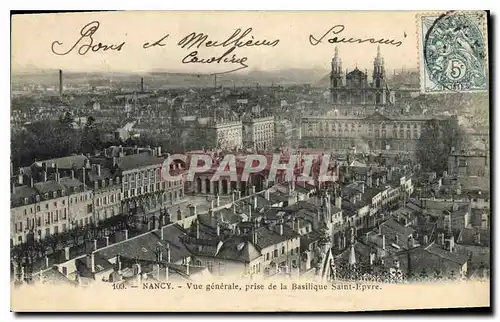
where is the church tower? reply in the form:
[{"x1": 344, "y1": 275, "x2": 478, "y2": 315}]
[
  {"x1": 330, "y1": 46, "x2": 343, "y2": 104},
  {"x1": 373, "y1": 45, "x2": 387, "y2": 105}
]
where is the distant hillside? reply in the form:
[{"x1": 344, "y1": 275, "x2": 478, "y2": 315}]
[{"x1": 12, "y1": 68, "x2": 331, "y2": 88}]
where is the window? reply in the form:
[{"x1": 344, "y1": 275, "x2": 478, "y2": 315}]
[
  {"x1": 281, "y1": 246, "x2": 285, "y2": 255},
  {"x1": 54, "y1": 226, "x2": 59, "y2": 234},
  {"x1": 266, "y1": 253, "x2": 270, "y2": 260},
  {"x1": 87, "y1": 204, "x2": 93, "y2": 213},
  {"x1": 295, "y1": 246, "x2": 299, "y2": 254},
  {"x1": 45, "y1": 204, "x2": 49, "y2": 210},
  {"x1": 45, "y1": 228, "x2": 50, "y2": 236},
  {"x1": 273, "y1": 249, "x2": 278, "y2": 258},
  {"x1": 62, "y1": 208, "x2": 67, "y2": 219},
  {"x1": 207, "y1": 261, "x2": 214, "y2": 272}
]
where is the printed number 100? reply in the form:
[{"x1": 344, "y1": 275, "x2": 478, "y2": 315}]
[{"x1": 112, "y1": 282, "x2": 126, "y2": 290}]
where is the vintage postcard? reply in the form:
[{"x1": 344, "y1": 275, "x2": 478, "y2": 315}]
[{"x1": 10, "y1": 11, "x2": 490, "y2": 312}]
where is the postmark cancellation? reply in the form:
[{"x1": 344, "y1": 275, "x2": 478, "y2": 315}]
[{"x1": 418, "y1": 11, "x2": 489, "y2": 93}]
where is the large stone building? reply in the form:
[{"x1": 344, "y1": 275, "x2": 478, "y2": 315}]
[
  {"x1": 330, "y1": 46, "x2": 395, "y2": 106},
  {"x1": 301, "y1": 111, "x2": 451, "y2": 154},
  {"x1": 242, "y1": 115, "x2": 275, "y2": 150}
]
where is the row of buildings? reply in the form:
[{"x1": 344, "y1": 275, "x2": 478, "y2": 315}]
[{"x1": 10, "y1": 146, "x2": 184, "y2": 246}]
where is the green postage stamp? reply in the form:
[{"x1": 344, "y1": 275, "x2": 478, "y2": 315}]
[{"x1": 419, "y1": 11, "x2": 489, "y2": 93}]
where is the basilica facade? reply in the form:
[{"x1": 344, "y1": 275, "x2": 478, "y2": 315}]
[{"x1": 330, "y1": 46, "x2": 395, "y2": 106}]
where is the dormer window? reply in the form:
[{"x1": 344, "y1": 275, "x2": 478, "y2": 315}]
[
  {"x1": 35, "y1": 195, "x2": 40, "y2": 202},
  {"x1": 44, "y1": 193, "x2": 49, "y2": 200},
  {"x1": 53, "y1": 191, "x2": 57, "y2": 199},
  {"x1": 23, "y1": 197, "x2": 28, "y2": 205},
  {"x1": 60, "y1": 189, "x2": 65, "y2": 196}
]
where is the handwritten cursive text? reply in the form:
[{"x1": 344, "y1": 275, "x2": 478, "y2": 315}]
[
  {"x1": 51, "y1": 21, "x2": 126, "y2": 56},
  {"x1": 181, "y1": 46, "x2": 249, "y2": 74},
  {"x1": 309, "y1": 25, "x2": 403, "y2": 47},
  {"x1": 178, "y1": 28, "x2": 279, "y2": 50}
]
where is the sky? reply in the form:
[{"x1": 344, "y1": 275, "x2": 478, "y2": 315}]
[{"x1": 12, "y1": 11, "x2": 426, "y2": 75}]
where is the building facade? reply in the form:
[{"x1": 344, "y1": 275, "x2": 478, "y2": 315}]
[
  {"x1": 301, "y1": 111, "x2": 449, "y2": 154},
  {"x1": 242, "y1": 116, "x2": 275, "y2": 150}
]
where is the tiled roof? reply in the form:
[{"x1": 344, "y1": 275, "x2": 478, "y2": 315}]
[
  {"x1": 96, "y1": 225, "x2": 191, "y2": 265},
  {"x1": 116, "y1": 152, "x2": 163, "y2": 171},
  {"x1": 425, "y1": 244, "x2": 469, "y2": 265},
  {"x1": 457, "y1": 227, "x2": 490, "y2": 247},
  {"x1": 34, "y1": 155, "x2": 89, "y2": 170}
]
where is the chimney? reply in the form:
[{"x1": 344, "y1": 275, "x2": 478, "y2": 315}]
[
  {"x1": 335, "y1": 195, "x2": 342, "y2": 209},
  {"x1": 279, "y1": 222, "x2": 284, "y2": 236},
  {"x1": 186, "y1": 261, "x2": 190, "y2": 275},
  {"x1": 43, "y1": 171, "x2": 47, "y2": 182},
  {"x1": 237, "y1": 190, "x2": 242, "y2": 199},
  {"x1": 370, "y1": 252, "x2": 376, "y2": 266},
  {"x1": 18, "y1": 174, "x2": 23, "y2": 185},
  {"x1": 439, "y1": 233, "x2": 445, "y2": 245},
  {"x1": 196, "y1": 221, "x2": 200, "y2": 239},
  {"x1": 232, "y1": 191, "x2": 235, "y2": 202},
  {"x1": 45, "y1": 256, "x2": 50, "y2": 269},
  {"x1": 166, "y1": 243, "x2": 171, "y2": 263},
  {"x1": 116, "y1": 255, "x2": 122, "y2": 272},
  {"x1": 265, "y1": 189, "x2": 270, "y2": 200},
  {"x1": 233, "y1": 203, "x2": 237, "y2": 214},
  {"x1": 161, "y1": 227, "x2": 164, "y2": 240},
  {"x1": 448, "y1": 236, "x2": 455, "y2": 252},
  {"x1": 253, "y1": 196, "x2": 258, "y2": 209},
  {"x1": 59, "y1": 69, "x2": 63, "y2": 96},
  {"x1": 177, "y1": 208, "x2": 182, "y2": 221},
  {"x1": 250, "y1": 185, "x2": 256, "y2": 195},
  {"x1": 93, "y1": 239, "x2": 98, "y2": 251},
  {"x1": 247, "y1": 204, "x2": 252, "y2": 220},
  {"x1": 30, "y1": 177, "x2": 34, "y2": 188},
  {"x1": 157, "y1": 146, "x2": 162, "y2": 156},
  {"x1": 382, "y1": 235, "x2": 386, "y2": 250},
  {"x1": 252, "y1": 229, "x2": 258, "y2": 244},
  {"x1": 105, "y1": 236, "x2": 110, "y2": 246},
  {"x1": 64, "y1": 246, "x2": 70, "y2": 261},
  {"x1": 70, "y1": 170, "x2": 75, "y2": 179},
  {"x1": 123, "y1": 229, "x2": 129, "y2": 240},
  {"x1": 189, "y1": 205, "x2": 196, "y2": 216},
  {"x1": 86, "y1": 253, "x2": 95, "y2": 273},
  {"x1": 153, "y1": 263, "x2": 160, "y2": 280},
  {"x1": 82, "y1": 167, "x2": 86, "y2": 186},
  {"x1": 97, "y1": 164, "x2": 101, "y2": 176},
  {"x1": 216, "y1": 194, "x2": 220, "y2": 207}
]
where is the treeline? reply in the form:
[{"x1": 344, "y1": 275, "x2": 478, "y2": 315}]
[{"x1": 416, "y1": 118, "x2": 464, "y2": 175}]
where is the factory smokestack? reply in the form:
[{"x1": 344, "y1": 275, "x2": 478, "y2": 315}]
[
  {"x1": 140, "y1": 77, "x2": 144, "y2": 92},
  {"x1": 59, "y1": 69, "x2": 63, "y2": 96}
]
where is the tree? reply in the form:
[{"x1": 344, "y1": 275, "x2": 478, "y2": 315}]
[{"x1": 416, "y1": 118, "x2": 464, "y2": 175}]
